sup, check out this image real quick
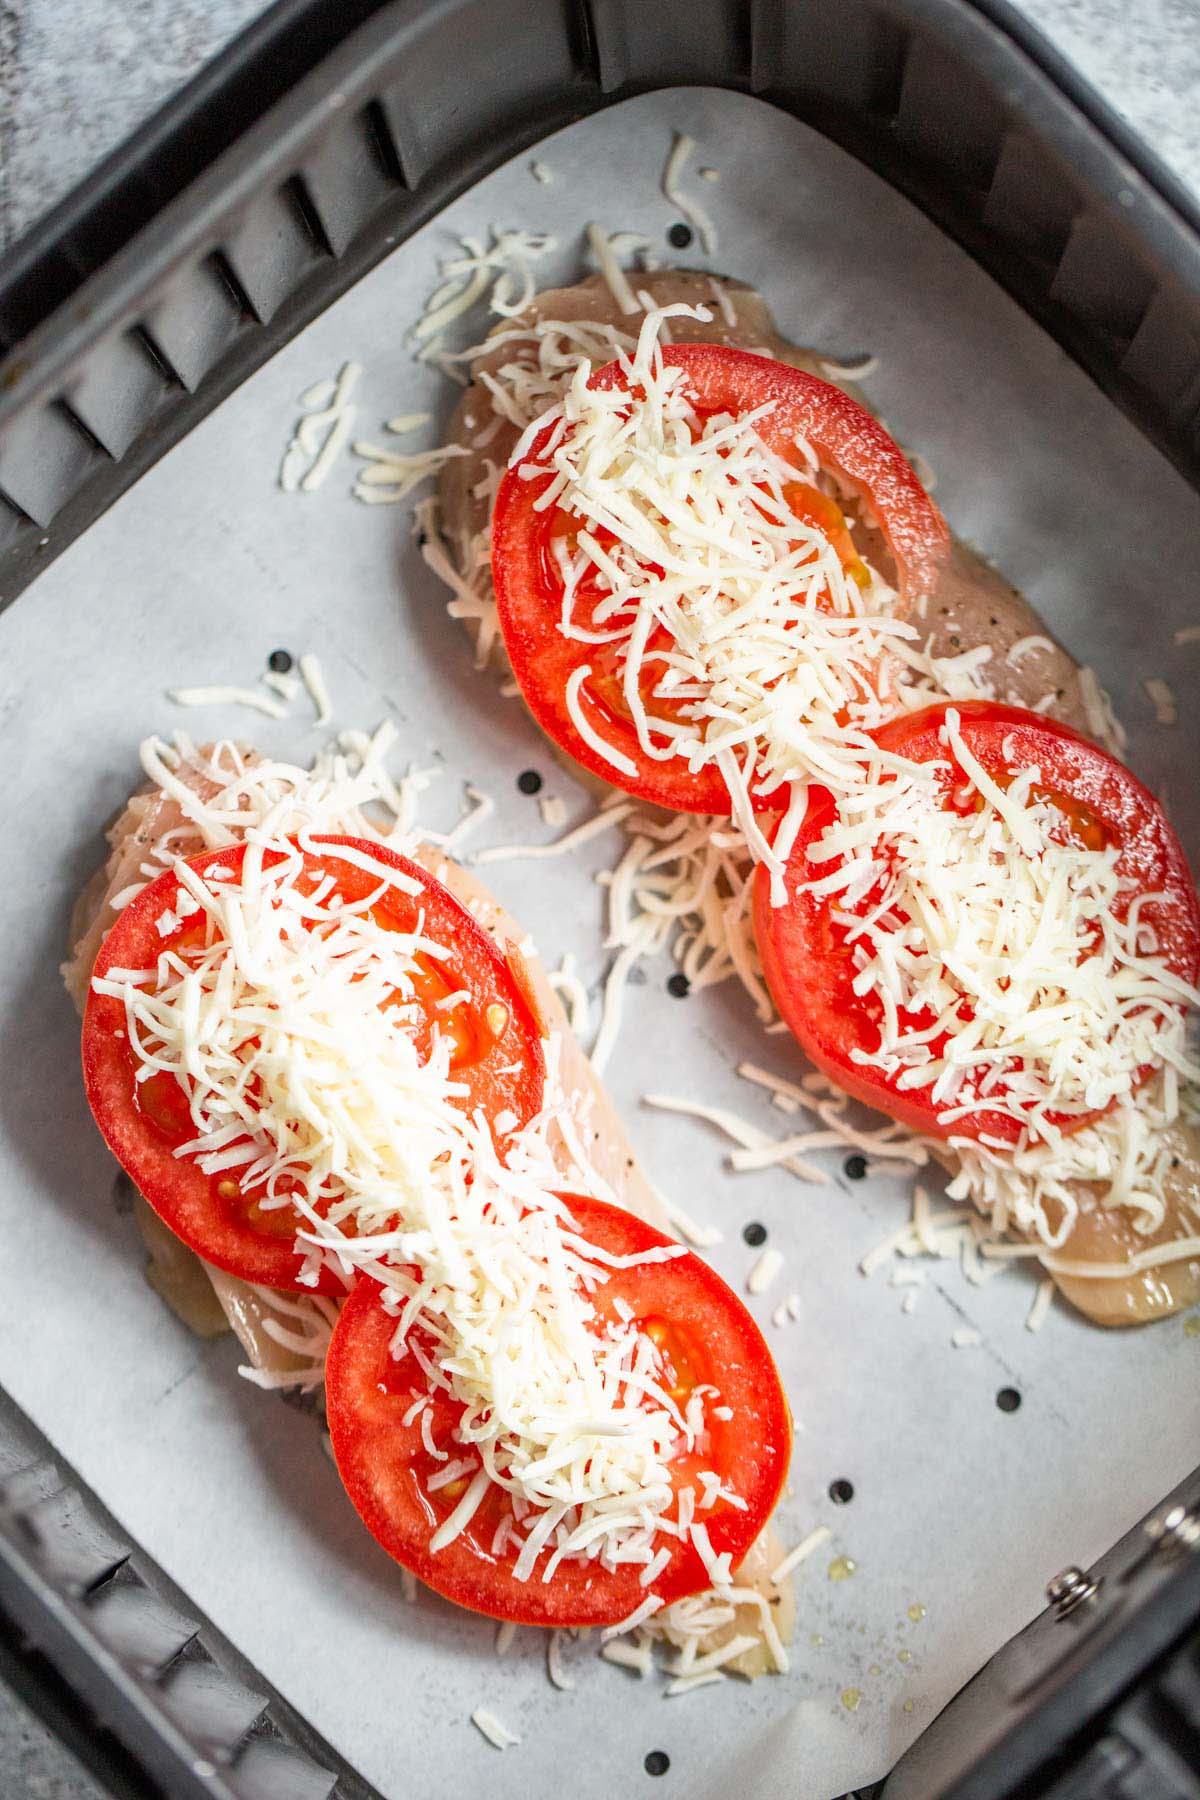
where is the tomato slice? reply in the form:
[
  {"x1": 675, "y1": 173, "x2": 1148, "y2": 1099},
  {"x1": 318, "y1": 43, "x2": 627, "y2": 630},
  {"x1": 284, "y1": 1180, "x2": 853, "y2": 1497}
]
[
  {"x1": 82, "y1": 836, "x2": 546, "y2": 1292},
  {"x1": 325, "y1": 1194, "x2": 791, "y2": 1626},
  {"x1": 492, "y1": 343, "x2": 949, "y2": 813},
  {"x1": 754, "y1": 701, "x2": 1200, "y2": 1145}
]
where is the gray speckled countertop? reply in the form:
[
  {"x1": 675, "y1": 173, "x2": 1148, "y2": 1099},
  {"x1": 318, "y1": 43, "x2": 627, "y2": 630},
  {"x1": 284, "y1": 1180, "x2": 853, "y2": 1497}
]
[
  {"x1": 1, "y1": 2, "x2": 1199, "y2": 1795},
  {"x1": 1, "y1": 0, "x2": 1200, "y2": 251}
]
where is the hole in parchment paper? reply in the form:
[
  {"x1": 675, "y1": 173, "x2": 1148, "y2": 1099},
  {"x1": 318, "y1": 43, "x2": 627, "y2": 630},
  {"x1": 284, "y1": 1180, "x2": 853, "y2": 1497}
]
[
  {"x1": 829, "y1": 1478, "x2": 855, "y2": 1504},
  {"x1": 996, "y1": 1388, "x2": 1022, "y2": 1413},
  {"x1": 279, "y1": 1387, "x2": 319, "y2": 1414},
  {"x1": 742, "y1": 1221, "x2": 767, "y2": 1247},
  {"x1": 268, "y1": 648, "x2": 293, "y2": 673},
  {"x1": 843, "y1": 1154, "x2": 868, "y2": 1181},
  {"x1": 666, "y1": 973, "x2": 690, "y2": 998},
  {"x1": 667, "y1": 223, "x2": 693, "y2": 249},
  {"x1": 517, "y1": 769, "x2": 543, "y2": 795},
  {"x1": 645, "y1": 1750, "x2": 670, "y2": 1776}
]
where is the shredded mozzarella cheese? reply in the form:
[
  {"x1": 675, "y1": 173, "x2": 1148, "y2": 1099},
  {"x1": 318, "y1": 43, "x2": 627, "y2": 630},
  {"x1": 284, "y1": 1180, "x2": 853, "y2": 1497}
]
[
  {"x1": 747, "y1": 1248, "x2": 784, "y2": 1296},
  {"x1": 509, "y1": 304, "x2": 929, "y2": 903},
  {"x1": 280, "y1": 361, "x2": 361, "y2": 492},
  {"x1": 661, "y1": 133, "x2": 718, "y2": 255},
  {"x1": 770, "y1": 1524, "x2": 831, "y2": 1583},
  {"x1": 167, "y1": 686, "x2": 289, "y2": 720},
  {"x1": 400, "y1": 261, "x2": 1199, "y2": 1322},
  {"x1": 298, "y1": 653, "x2": 333, "y2": 725},
  {"x1": 471, "y1": 1707, "x2": 520, "y2": 1749},
  {"x1": 1026, "y1": 1278, "x2": 1055, "y2": 1333},
  {"x1": 91, "y1": 746, "x2": 727, "y2": 1585},
  {"x1": 1144, "y1": 676, "x2": 1178, "y2": 726},
  {"x1": 807, "y1": 706, "x2": 1199, "y2": 1150}
]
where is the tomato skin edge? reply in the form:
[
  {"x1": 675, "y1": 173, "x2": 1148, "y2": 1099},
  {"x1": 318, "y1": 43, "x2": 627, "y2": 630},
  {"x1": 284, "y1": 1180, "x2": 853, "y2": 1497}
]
[
  {"x1": 81, "y1": 835, "x2": 548, "y2": 1293},
  {"x1": 490, "y1": 484, "x2": 732, "y2": 814},
  {"x1": 592, "y1": 345, "x2": 951, "y2": 604},
  {"x1": 325, "y1": 1194, "x2": 792, "y2": 1626},
  {"x1": 492, "y1": 343, "x2": 950, "y2": 818},
  {"x1": 753, "y1": 700, "x2": 1200, "y2": 1146}
]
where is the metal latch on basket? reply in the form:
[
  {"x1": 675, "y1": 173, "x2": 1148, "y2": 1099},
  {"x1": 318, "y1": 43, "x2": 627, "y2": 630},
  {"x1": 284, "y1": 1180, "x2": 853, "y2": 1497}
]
[
  {"x1": 1045, "y1": 1564, "x2": 1103, "y2": 1620},
  {"x1": 1046, "y1": 1501, "x2": 1200, "y2": 1624},
  {"x1": 1142, "y1": 1503, "x2": 1200, "y2": 1560}
]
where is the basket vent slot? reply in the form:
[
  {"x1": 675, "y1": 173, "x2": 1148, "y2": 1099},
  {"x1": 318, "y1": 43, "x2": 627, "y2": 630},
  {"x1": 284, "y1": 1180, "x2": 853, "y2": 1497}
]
[
  {"x1": 385, "y1": 0, "x2": 597, "y2": 183},
  {"x1": 982, "y1": 131, "x2": 1081, "y2": 272},
  {"x1": 221, "y1": 178, "x2": 334, "y2": 326},
  {"x1": 587, "y1": 0, "x2": 751, "y2": 92},
  {"x1": 751, "y1": 0, "x2": 909, "y2": 121},
  {"x1": 895, "y1": 34, "x2": 1007, "y2": 206},
  {"x1": 157, "y1": 1641, "x2": 272, "y2": 1757},
  {"x1": 66, "y1": 326, "x2": 179, "y2": 457},
  {"x1": 86, "y1": 1569, "x2": 202, "y2": 1678},
  {"x1": 18, "y1": 1484, "x2": 130, "y2": 1595},
  {"x1": 1119, "y1": 286, "x2": 1200, "y2": 431},
  {"x1": 0, "y1": 400, "x2": 111, "y2": 527},
  {"x1": 230, "y1": 1734, "x2": 341, "y2": 1800},
  {"x1": 1050, "y1": 210, "x2": 1158, "y2": 349},
  {"x1": 298, "y1": 107, "x2": 406, "y2": 259},
  {"x1": 141, "y1": 250, "x2": 254, "y2": 393}
]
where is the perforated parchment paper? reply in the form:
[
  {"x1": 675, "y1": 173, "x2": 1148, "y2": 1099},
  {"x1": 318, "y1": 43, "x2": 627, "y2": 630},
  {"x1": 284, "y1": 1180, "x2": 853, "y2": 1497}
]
[{"x1": 2, "y1": 87, "x2": 1199, "y2": 1800}]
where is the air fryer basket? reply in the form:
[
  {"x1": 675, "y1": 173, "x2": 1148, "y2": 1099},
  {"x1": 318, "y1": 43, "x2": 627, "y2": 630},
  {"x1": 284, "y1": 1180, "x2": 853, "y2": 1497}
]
[{"x1": 2, "y1": 2, "x2": 1198, "y2": 1794}]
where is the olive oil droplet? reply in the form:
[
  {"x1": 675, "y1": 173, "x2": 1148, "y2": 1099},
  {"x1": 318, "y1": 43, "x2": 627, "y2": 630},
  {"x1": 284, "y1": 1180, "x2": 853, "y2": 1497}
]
[
  {"x1": 841, "y1": 1688, "x2": 862, "y2": 1712},
  {"x1": 908, "y1": 1602, "x2": 926, "y2": 1622},
  {"x1": 828, "y1": 1555, "x2": 857, "y2": 1582}
]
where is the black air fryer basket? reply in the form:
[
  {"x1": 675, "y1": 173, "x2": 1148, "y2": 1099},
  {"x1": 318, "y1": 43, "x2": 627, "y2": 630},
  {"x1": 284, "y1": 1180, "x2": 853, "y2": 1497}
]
[{"x1": 2, "y1": 3, "x2": 1198, "y2": 1794}]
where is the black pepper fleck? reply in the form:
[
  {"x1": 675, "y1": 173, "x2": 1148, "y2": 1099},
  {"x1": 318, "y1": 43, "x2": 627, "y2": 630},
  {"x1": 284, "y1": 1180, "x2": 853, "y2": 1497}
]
[
  {"x1": 743, "y1": 1221, "x2": 767, "y2": 1247},
  {"x1": 268, "y1": 649, "x2": 293, "y2": 674},
  {"x1": 667, "y1": 223, "x2": 693, "y2": 249},
  {"x1": 517, "y1": 769, "x2": 543, "y2": 795},
  {"x1": 843, "y1": 1153, "x2": 868, "y2": 1181},
  {"x1": 666, "y1": 972, "x2": 690, "y2": 998}
]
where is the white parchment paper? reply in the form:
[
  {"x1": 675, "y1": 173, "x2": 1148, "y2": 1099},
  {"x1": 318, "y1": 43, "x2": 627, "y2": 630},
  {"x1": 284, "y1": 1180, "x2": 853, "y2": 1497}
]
[{"x1": 1, "y1": 88, "x2": 1199, "y2": 1799}]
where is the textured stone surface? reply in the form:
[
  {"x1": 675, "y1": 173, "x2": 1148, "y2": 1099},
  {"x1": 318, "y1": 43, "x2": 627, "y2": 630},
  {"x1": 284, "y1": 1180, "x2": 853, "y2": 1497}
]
[
  {"x1": 1021, "y1": 0, "x2": 1200, "y2": 193},
  {"x1": 0, "y1": 1, "x2": 1197, "y2": 1795},
  {"x1": 0, "y1": 0, "x2": 260, "y2": 250},
  {"x1": 0, "y1": 0, "x2": 1198, "y2": 252},
  {"x1": 0, "y1": 1678, "x2": 105, "y2": 1800}
]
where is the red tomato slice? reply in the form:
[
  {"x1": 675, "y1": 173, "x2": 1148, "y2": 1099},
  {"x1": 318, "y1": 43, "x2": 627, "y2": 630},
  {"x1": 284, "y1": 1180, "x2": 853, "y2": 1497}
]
[
  {"x1": 492, "y1": 343, "x2": 949, "y2": 814},
  {"x1": 325, "y1": 1194, "x2": 791, "y2": 1626},
  {"x1": 82, "y1": 837, "x2": 546, "y2": 1292},
  {"x1": 754, "y1": 701, "x2": 1200, "y2": 1145}
]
